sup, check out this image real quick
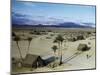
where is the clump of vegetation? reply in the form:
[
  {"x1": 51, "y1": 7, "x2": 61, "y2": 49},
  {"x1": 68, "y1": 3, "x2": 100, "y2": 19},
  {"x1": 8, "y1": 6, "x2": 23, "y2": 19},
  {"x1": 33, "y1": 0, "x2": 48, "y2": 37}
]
[
  {"x1": 13, "y1": 36, "x2": 23, "y2": 60},
  {"x1": 12, "y1": 57, "x2": 16, "y2": 64},
  {"x1": 53, "y1": 34, "x2": 64, "y2": 65},
  {"x1": 29, "y1": 31, "x2": 41, "y2": 35},
  {"x1": 52, "y1": 45, "x2": 58, "y2": 54},
  {"x1": 48, "y1": 30, "x2": 52, "y2": 32},
  {"x1": 41, "y1": 30, "x2": 46, "y2": 32},
  {"x1": 68, "y1": 37, "x2": 77, "y2": 42},
  {"x1": 12, "y1": 32, "x2": 16, "y2": 37},
  {"x1": 46, "y1": 37, "x2": 51, "y2": 39},
  {"x1": 29, "y1": 31, "x2": 34, "y2": 34},
  {"x1": 50, "y1": 34, "x2": 54, "y2": 36},
  {"x1": 88, "y1": 42, "x2": 91, "y2": 45},
  {"x1": 93, "y1": 31, "x2": 96, "y2": 33},
  {"x1": 52, "y1": 45, "x2": 58, "y2": 59},
  {"x1": 87, "y1": 32, "x2": 91, "y2": 35},
  {"x1": 26, "y1": 37, "x2": 33, "y2": 55},
  {"x1": 77, "y1": 35, "x2": 85, "y2": 40},
  {"x1": 34, "y1": 31, "x2": 41, "y2": 35},
  {"x1": 77, "y1": 44, "x2": 90, "y2": 51},
  {"x1": 12, "y1": 57, "x2": 23, "y2": 68},
  {"x1": 68, "y1": 34, "x2": 85, "y2": 42},
  {"x1": 47, "y1": 61, "x2": 59, "y2": 68},
  {"x1": 73, "y1": 37, "x2": 77, "y2": 41}
]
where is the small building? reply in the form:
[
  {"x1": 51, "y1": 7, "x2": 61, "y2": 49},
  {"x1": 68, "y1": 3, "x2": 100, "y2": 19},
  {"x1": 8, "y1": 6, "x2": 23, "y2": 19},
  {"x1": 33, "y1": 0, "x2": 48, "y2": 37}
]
[{"x1": 23, "y1": 54, "x2": 45, "y2": 68}]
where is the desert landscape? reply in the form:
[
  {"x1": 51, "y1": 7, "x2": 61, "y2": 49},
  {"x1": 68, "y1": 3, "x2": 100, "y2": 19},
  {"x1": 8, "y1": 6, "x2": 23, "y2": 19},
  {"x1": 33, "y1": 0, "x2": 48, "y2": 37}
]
[
  {"x1": 11, "y1": 27, "x2": 96, "y2": 74},
  {"x1": 11, "y1": 0, "x2": 96, "y2": 74}
]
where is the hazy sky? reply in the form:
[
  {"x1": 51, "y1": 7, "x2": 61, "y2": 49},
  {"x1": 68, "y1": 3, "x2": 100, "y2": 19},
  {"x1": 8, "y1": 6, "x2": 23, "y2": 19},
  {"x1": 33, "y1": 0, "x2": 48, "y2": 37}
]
[{"x1": 12, "y1": 0, "x2": 96, "y2": 25}]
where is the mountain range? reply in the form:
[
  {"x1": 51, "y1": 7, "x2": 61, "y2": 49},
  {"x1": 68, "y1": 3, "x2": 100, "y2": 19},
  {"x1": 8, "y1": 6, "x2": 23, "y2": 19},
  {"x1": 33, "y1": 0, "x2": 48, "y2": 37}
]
[
  {"x1": 12, "y1": 12, "x2": 95, "y2": 28},
  {"x1": 12, "y1": 22, "x2": 94, "y2": 28}
]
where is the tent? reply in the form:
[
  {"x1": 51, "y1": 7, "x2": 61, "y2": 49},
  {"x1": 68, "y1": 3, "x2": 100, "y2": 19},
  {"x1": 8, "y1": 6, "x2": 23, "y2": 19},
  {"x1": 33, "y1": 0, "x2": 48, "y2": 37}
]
[{"x1": 23, "y1": 54, "x2": 45, "y2": 68}]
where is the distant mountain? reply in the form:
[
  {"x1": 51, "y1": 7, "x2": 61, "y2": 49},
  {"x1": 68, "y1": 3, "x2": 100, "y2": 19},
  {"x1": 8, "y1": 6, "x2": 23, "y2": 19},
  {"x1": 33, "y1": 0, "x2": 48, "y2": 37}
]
[
  {"x1": 58, "y1": 22, "x2": 93, "y2": 28},
  {"x1": 12, "y1": 22, "x2": 93, "y2": 29},
  {"x1": 12, "y1": 12, "x2": 94, "y2": 28}
]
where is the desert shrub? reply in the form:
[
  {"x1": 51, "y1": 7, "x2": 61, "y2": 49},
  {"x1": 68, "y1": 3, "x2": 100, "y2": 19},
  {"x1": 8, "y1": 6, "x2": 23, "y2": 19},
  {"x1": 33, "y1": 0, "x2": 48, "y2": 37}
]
[
  {"x1": 29, "y1": 31, "x2": 41, "y2": 35},
  {"x1": 68, "y1": 37, "x2": 77, "y2": 42},
  {"x1": 72, "y1": 37, "x2": 77, "y2": 41},
  {"x1": 88, "y1": 42, "x2": 91, "y2": 45},
  {"x1": 48, "y1": 30, "x2": 52, "y2": 32},
  {"x1": 46, "y1": 37, "x2": 51, "y2": 39},
  {"x1": 34, "y1": 31, "x2": 41, "y2": 35},
  {"x1": 17, "y1": 62, "x2": 22, "y2": 68},
  {"x1": 41, "y1": 30, "x2": 46, "y2": 32},
  {"x1": 34, "y1": 30, "x2": 37, "y2": 33},
  {"x1": 12, "y1": 57, "x2": 17, "y2": 64},
  {"x1": 47, "y1": 62, "x2": 59, "y2": 68},
  {"x1": 33, "y1": 30, "x2": 47, "y2": 35},
  {"x1": 77, "y1": 44, "x2": 90, "y2": 51},
  {"x1": 50, "y1": 34, "x2": 54, "y2": 36},
  {"x1": 12, "y1": 57, "x2": 15, "y2": 61},
  {"x1": 29, "y1": 31, "x2": 34, "y2": 34},
  {"x1": 41, "y1": 32, "x2": 47, "y2": 35},
  {"x1": 12, "y1": 32, "x2": 16, "y2": 37},
  {"x1": 93, "y1": 31, "x2": 96, "y2": 33},
  {"x1": 87, "y1": 32, "x2": 91, "y2": 35},
  {"x1": 77, "y1": 35, "x2": 85, "y2": 40}
]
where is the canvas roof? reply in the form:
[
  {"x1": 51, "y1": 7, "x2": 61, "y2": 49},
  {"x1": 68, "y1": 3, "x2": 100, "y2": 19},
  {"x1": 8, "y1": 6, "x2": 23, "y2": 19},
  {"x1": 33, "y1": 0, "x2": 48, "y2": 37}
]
[{"x1": 23, "y1": 54, "x2": 40, "y2": 65}]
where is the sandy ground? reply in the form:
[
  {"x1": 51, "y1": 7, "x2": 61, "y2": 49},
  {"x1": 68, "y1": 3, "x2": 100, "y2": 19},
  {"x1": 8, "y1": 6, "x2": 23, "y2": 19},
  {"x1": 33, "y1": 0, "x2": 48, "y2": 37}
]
[{"x1": 11, "y1": 28, "x2": 96, "y2": 73}]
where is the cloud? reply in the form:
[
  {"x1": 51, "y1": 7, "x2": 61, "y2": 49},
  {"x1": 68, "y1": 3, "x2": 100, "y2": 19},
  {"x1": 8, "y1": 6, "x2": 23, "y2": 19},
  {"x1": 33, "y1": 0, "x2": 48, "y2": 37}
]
[
  {"x1": 13, "y1": 13, "x2": 26, "y2": 17},
  {"x1": 82, "y1": 22, "x2": 95, "y2": 27},
  {"x1": 22, "y1": 2, "x2": 37, "y2": 7},
  {"x1": 12, "y1": 11, "x2": 31, "y2": 18},
  {"x1": 82, "y1": 22, "x2": 95, "y2": 25},
  {"x1": 48, "y1": 17, "x2": 64, "y2": 21}
]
